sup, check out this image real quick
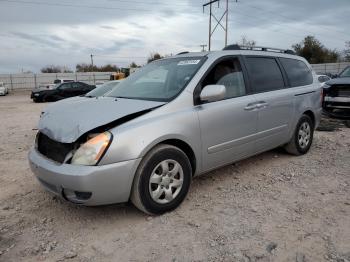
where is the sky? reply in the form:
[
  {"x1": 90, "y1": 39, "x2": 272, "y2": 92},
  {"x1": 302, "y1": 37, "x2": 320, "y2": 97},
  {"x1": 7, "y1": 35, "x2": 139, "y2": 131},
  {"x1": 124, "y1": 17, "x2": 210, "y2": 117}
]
[{"x1": 0, "y1": 0, "x2": 349, "y2": 73}]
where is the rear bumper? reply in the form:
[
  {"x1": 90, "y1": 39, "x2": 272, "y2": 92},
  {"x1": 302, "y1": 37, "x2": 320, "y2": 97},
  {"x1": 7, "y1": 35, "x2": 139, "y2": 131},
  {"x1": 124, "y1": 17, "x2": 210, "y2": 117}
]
[{"x1": 28, "y1": 147, "x2": 141, "y2": 205}]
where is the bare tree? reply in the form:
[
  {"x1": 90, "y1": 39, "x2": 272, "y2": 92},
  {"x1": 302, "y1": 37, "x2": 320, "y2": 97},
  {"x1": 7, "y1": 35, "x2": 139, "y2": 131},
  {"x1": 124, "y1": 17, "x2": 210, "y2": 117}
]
[{"x1": 237, "y1": 36, "x2": 256, "y2": 48}]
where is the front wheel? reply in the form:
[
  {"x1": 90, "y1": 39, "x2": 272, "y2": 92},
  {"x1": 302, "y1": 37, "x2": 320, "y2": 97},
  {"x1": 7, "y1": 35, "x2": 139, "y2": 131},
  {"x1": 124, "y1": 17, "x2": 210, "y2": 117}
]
[
  {"x1": 285, "y1": 114, "x2": 314, "y2": 155},
  {"x1": 131, "y1": 144, "x2": 192, "y2": 215}
]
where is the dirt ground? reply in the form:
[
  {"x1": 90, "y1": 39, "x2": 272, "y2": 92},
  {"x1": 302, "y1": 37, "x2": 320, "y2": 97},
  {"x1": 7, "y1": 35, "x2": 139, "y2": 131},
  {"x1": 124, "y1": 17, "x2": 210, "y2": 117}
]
[{"x1": 0, "y1": 93, "x2": 349, "y2": 262}]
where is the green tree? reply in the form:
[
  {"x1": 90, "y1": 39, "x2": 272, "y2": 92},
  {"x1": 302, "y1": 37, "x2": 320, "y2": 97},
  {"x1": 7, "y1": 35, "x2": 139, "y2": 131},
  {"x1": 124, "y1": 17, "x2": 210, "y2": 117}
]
[
  {"x1": 41, "y1": 65, "x2": 62, "y2": 73},
  {"x1": 292, "y1": 36, "x2": 339, "y2": 63},
  {"x1": 75, "y1": 63, "x2": 119, "y2": 72},
  {"x1": 130, "y1": 61, "x2": 138, "y2": 68},
  {"x1": 147, "y1": 53, "x2": 163, "y2": 63}
]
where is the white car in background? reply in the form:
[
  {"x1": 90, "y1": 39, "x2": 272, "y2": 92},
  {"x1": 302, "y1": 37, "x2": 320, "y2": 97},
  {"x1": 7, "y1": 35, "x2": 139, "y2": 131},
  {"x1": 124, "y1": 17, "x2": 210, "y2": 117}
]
[
  {"x1": 32, "y1": 83, "x2": 57, "y2": 92},
  {"x1": 53, "y1": 79, "x2": 74, "y2": 84},
  {"x1": 0, "y1": 82, "x2": 9, "y2": 96},
  {"x1": 317, "y1": 74, "x2": 331, "y2": 87}
]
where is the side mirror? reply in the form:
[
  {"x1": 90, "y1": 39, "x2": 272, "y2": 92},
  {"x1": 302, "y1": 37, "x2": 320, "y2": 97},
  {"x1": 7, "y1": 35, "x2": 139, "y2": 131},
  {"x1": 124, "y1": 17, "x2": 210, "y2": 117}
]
[{"x1": 200, "y1": 85, "x2": 226, "y2": 103}]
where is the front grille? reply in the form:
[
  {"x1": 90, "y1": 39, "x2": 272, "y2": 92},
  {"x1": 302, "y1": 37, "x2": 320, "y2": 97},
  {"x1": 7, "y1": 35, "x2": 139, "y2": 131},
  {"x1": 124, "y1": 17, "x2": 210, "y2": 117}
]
[
  {"x1": 330, "y1": 85, "x2": 350, "y2": 97},
  {"x1": 37, "y1": 132, "x2": 74, "y2": 163}
]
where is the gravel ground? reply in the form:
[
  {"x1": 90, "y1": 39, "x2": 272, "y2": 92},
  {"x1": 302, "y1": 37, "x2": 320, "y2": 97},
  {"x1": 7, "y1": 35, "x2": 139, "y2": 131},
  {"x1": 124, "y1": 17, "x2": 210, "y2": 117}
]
[{"x1": 0, "y1": 93, "x2": 349, "y2": 262}]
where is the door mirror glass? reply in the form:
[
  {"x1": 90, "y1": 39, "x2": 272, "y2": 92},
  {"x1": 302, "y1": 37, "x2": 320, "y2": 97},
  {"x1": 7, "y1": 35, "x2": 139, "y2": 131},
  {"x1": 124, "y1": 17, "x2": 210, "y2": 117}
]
[{"x1": 200, "y1": 85, "x2": 226, "y2": 103}]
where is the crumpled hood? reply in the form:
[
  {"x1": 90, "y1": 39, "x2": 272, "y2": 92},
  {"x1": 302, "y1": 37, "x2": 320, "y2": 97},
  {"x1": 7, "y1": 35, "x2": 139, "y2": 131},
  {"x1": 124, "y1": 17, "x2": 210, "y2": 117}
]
[
  {"x1": 38, "y1": 97, "x2": 165, "y2": 143},
  {"x1": 326, "y1": 77, "x2": 350, "y2": 86}
]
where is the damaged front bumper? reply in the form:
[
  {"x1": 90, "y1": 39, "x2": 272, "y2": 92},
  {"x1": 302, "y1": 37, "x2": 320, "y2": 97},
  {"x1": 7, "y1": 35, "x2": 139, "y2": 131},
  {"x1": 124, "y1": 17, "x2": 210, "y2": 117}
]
[{"x1": 28, "y1": 147, "x2": 141, "y2": 205}]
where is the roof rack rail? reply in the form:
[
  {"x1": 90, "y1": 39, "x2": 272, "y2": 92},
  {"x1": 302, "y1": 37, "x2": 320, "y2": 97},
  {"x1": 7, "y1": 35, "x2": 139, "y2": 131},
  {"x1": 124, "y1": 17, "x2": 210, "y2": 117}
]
[
  {"x1": 177, "y1": 51, "x2": 189, "y2": 55},
  {"x1": 223, "y1": 45, "x2": 295, "y2": 55}
]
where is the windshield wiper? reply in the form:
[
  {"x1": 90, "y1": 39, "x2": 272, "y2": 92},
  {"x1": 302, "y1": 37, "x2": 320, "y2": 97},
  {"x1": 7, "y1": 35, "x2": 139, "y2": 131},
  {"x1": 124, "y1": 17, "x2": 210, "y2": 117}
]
[{"x1": 113, "y1": 96, "x2": 134, "y2": 100}]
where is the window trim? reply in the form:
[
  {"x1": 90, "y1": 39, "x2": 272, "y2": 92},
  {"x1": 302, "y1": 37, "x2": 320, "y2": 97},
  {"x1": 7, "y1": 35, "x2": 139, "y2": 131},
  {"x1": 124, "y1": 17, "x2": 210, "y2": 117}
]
[
  {"x1": 241, "y1": 55, "x2": 288, "y2": 94},
  {"x1": 278, "y1": 57, "x2": 313, "y2": 87},
  {"x1": 193, "y1": 55, "x2": 251, "y2": 105}
]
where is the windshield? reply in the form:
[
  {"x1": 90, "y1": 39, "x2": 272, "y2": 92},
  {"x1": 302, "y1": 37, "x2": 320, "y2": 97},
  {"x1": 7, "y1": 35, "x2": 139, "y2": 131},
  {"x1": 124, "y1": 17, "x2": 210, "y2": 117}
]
[
  {"x1": 339, "y1": 67, "x2": 350, "y2": 78},
  {"x1": 107, "y1": 57, "x2": 205, "y2": 102},
  {"x1": 85, "y1": 81, "x2": 120, "y2": 97}
]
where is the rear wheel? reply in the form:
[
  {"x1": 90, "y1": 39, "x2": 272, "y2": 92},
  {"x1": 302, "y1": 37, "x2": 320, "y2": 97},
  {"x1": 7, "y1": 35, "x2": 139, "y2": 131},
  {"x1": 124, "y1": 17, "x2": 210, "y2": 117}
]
[
  {"x1": 131, "y1": 144, "x2": 192, "y2": 215},
  {"x1": 285, "y1": 114, "x2": 314, "y2": 155}
]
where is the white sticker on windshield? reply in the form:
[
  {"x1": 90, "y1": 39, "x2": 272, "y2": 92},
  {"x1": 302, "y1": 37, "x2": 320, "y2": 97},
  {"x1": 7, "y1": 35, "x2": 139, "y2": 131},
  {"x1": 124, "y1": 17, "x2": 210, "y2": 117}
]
[{"x1": 177, "y1": 60, "x2": 201, "y2": 66}]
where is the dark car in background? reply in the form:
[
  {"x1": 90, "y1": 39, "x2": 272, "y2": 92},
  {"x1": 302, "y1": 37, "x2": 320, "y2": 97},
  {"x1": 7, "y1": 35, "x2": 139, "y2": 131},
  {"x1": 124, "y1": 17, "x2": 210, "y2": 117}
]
[
  {"x1": 322, "y1": 66, "x2": 350, "y2": 120},
  {"x1": 84, "y1": 80, "x2": 121, "y2": 98},
  {"x1": 31, "y1": 81, "x2": 96, "y2": 102}
]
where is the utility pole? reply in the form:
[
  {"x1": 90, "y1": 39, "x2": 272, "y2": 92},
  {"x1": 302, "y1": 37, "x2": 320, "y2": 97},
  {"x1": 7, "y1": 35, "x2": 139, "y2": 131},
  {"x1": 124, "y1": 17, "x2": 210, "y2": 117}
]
[
  {"x1": 225, "y1": 0, "x2": 228, "y2": 46},
  {"x1": 203, "y1": 0, "x2": 233, "y2": 50},
  {"x1": 200, "y1": 44, "x2": 207, "y2": 52},
  {"x1": 90, "y1": 54, "x2": 94, "y2": 69}
]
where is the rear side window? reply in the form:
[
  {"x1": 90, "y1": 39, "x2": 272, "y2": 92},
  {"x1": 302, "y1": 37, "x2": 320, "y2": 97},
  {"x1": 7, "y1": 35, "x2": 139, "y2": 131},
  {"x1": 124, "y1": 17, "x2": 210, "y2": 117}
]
[
  {"x1": 245, "y1": 57, "x2": 285, "y2": 93},
  {"x1": 280, "y1": 58, "x2": 313, "y2": 87}
]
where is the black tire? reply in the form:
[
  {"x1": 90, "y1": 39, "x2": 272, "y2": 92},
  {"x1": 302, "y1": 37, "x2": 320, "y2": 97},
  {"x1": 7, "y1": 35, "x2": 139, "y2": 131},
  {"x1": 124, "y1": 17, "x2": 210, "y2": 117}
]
[
  {"x1": 33, "y1": 97, "x2": 41, "y2": 103},
  {"x1": 131, "y1": 144, "x2": 192, "y2": 215},
  {"x1": 345, "y1": 120, "x2": 350, "y2": 128},
  {"x1": 285, "y1": 114, "x2": 314, "y2": 155}
]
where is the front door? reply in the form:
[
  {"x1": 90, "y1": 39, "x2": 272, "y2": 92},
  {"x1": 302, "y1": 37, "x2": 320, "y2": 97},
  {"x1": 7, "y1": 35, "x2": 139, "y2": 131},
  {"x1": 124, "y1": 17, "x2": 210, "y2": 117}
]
[{"x1": 195, "y1": 56, "x2": 259, "y2": 171}]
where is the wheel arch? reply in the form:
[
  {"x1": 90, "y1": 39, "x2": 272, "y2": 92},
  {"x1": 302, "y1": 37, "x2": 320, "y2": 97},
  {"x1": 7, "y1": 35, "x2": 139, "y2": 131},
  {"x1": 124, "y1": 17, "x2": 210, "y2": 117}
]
[
  {"x1": 302, "y1": 110, "x2": 316, "y2": 128},
  {"x1": 140, "y1": 137, "x2": 198, "y2": 176}
]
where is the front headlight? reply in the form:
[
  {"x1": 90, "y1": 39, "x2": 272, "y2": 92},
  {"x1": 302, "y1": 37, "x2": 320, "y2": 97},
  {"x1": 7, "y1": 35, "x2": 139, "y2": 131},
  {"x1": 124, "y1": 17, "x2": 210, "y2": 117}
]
[{"x1": 71, "y1": 132, "x2": 112, "y2": 165}]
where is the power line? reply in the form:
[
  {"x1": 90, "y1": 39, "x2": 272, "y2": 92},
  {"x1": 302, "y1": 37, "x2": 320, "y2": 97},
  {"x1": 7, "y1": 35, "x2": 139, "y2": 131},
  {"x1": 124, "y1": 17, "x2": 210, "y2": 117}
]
[
  {"x1": 232, "y1": 1, "x2": 347, "y2": 42},
  {"x1": 227, "y1": 8, "x2": 348, "y2": 45},
  {"x1": 104, "y1": 0, "x2": 199, "y2": 8},
  {"x1": 0, "y1": 0, "x2": 159, "y2": 12}
]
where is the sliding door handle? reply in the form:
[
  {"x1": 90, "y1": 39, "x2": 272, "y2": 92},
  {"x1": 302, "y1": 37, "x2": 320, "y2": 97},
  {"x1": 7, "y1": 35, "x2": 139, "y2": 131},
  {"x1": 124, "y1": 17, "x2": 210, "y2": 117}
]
[
  {"x1": 256, "y1": 102, "x2": 269, "y2": 109},
  {"x1": 244, "y1": 104, "x2": 256, "y2": 111}
]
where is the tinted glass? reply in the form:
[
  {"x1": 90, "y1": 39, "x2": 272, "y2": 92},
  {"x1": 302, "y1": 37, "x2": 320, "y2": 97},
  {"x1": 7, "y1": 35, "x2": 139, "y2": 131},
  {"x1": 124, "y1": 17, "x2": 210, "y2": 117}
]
[
  {"x1": 202, "y1": 57, "x2": 246, "y2": 99},
  {"x1": 58, "y1": 83, "x2": 71, "y2": 90},
  {"x1": 280, "y1": 58, "x2": 313, "y2": 87},
  {"x1": 107, "y1": 57, "x2": 205, "y2": 102},
  {"x1": 339, "y1": 67, "x2": 350, "y2": 77},
  {"x1": 71, "y1": 83, "x2": 81, "y2": 88},
  {"x1": 245, "y1": 57, "x2": 284, "y2": 92}
]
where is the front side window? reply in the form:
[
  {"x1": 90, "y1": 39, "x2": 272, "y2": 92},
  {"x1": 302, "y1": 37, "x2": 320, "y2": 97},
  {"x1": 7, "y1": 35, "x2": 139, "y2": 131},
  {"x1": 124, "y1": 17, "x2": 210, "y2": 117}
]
[
  {"x1": 201, "y1": 57, "x2": 246, "y2": 99},
  {"x1": 107, "y1": 57, "x2": 205, "y2": 102},
  {"x1": 245, "y1": 57, "x2": 285, "y2": 93},
  {"x1": 280, "y1": 58, "x2": 313, "y2": 87},
  {"x1": 58, "y1": 83, "x2": 71, "y2": 90}
]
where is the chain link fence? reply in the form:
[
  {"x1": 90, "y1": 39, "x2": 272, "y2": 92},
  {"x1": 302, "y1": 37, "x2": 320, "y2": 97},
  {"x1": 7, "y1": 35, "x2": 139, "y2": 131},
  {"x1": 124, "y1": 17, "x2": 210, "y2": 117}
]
[
  {"x1": 311, "y1": 62, "x2": 350, "y2": 75},
  {"x1": 0, "y1": 72, "x2": 113, "y2": 90},
  {"x1": 1, "y1": 62, "x2": 350, "y2": 91}
]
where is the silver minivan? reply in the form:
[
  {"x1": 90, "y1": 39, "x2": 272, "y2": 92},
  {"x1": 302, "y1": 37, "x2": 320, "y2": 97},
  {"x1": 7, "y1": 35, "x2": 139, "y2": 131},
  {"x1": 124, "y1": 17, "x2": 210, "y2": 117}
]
[{"x1": 29, "y1": 46, "x2": 322, "y2": 214}]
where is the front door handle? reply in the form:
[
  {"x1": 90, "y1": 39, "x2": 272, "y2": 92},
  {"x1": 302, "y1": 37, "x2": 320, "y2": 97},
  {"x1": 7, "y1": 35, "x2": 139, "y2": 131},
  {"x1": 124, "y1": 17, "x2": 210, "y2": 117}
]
[{"x1": 244, "y1": 104, "x2": 257, "y2": 111}]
